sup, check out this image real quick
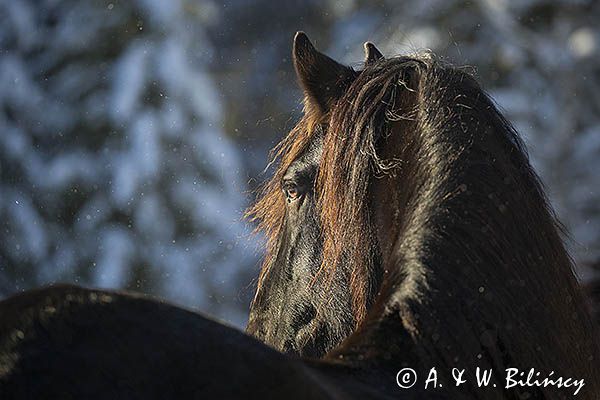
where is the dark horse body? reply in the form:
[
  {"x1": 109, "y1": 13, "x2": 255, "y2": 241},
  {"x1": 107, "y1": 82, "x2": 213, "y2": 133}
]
[
  {"x1": 0, "y1": 284, "x2": 375, "y2": 399},
  {"x1": 1, "y1": 33, "x2": 598, "y2": 399}
]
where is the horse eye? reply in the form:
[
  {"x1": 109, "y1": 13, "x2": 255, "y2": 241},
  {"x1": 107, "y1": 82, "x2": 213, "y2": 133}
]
[{"x1": 283, "y1": 182, "x2": 301, "y2": 202}]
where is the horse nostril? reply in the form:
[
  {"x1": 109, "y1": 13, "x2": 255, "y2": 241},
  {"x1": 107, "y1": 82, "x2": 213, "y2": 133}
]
[{"x1": 291, "y1": 303, "x2": 317, "y2": 332}]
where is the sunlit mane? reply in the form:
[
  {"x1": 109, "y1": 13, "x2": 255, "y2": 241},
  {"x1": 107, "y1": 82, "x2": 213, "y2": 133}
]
[{"x1": 317, "y1": 56, "x2": 427, "y2": 323}]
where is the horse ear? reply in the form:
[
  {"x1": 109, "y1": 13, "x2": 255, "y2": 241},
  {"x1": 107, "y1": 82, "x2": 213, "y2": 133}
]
[
  {"x1": 293, "y1": 32, "x2": 355, "y2": 114},
  {"x1": 364, "y1": 42, "x2": 383, "y2": 66}
]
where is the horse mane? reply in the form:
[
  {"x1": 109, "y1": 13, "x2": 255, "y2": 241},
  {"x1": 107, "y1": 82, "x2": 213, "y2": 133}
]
[
  {"x1": 318, "y1": 54, "x2": 600, "y2": 393},
  {"x1": 317, "y1": 53, "x2": 565, "y2": 320},
  {"x1": 317, "y1": 56, "x2": 426, "y2": 324}
]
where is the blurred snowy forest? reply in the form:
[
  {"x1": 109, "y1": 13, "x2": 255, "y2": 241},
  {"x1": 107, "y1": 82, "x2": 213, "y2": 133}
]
[{"x1": 0, "y1": 0, "x2": 599, "y2": 327}]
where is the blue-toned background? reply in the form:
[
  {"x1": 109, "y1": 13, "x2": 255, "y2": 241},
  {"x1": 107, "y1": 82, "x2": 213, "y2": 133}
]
[{"x1": 1, "y1": 0, "x2": 598, "y2": 327}]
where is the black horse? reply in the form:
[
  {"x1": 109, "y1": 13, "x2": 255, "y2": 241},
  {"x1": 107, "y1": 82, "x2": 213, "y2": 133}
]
[
  {"x1": 1, "y1": 33, "x2": 598, "y2": 399},
  {"x1": 247, "y1": 33, "x2": 600, "y2": 398}
]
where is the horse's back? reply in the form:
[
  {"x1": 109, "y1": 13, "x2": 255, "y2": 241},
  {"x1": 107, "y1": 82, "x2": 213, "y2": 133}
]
[{"x1": 0, "y1": 284, "x2": 338, "y2": 399}]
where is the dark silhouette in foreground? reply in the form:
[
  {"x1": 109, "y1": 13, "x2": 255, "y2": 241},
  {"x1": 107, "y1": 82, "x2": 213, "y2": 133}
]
[{"x1": 0, "y1": 285, "x2": 348, "y2": 399}]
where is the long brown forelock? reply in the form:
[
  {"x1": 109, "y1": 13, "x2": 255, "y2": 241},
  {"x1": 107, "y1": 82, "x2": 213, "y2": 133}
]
[
  {"x1": 317, "y1": 57, "x2": 425, "y2": 326},
  {"x1": 246, "y1": 105, "x2": 326, "y2": 290}
]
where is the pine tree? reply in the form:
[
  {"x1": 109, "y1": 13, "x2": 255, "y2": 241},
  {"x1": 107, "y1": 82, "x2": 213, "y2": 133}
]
[{"x1": 0, "y1": 0, "x2": 255, "y2": 325}]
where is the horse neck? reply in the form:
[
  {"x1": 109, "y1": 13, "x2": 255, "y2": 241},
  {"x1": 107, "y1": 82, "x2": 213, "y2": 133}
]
[{"x1": 332, "y1": 77, "x2": 600, "y2": 394}]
